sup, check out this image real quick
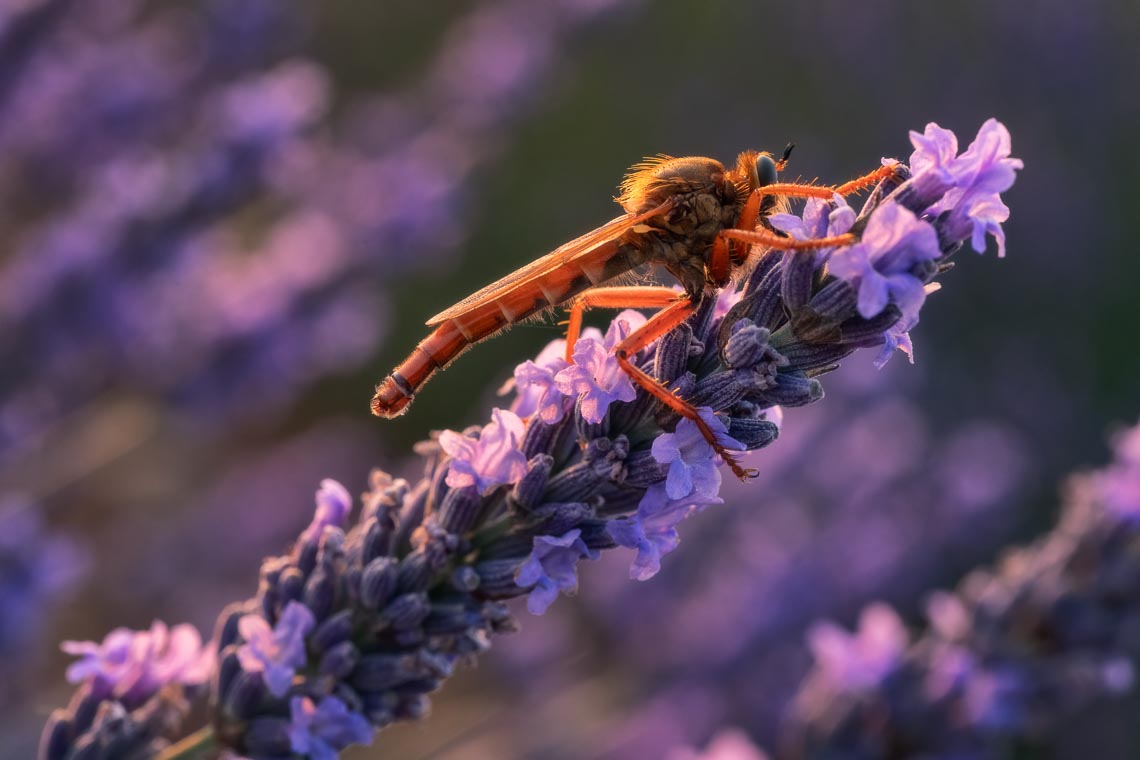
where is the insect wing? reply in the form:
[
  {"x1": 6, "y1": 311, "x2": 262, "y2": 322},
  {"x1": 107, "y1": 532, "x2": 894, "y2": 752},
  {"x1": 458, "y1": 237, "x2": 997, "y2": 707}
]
[{"x1": 426, "y1": 202, "x2": 669, "y2": 326}]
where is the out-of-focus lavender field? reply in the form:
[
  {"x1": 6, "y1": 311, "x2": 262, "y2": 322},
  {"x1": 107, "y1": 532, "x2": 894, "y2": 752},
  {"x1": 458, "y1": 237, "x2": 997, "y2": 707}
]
[{"x1": 3, "y1": 1, "x2": 1139, "y2": 758}]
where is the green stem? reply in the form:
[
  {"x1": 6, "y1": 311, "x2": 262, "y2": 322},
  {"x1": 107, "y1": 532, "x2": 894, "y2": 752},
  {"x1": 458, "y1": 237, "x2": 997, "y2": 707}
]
[{"x1": 155, "y1": 726, "x2": 218, "y2": 760}]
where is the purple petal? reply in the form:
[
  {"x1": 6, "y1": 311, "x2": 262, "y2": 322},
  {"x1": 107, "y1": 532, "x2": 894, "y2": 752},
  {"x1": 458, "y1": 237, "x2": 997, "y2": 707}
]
[{"x1": 440, "y1": 408, "x2": 529, "y2": 493}]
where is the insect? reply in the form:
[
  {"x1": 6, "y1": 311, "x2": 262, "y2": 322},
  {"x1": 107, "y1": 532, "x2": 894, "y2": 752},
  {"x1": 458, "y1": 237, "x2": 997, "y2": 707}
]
[{"x1": 371, "y1": 147, "x2": 898, "y2": 479}]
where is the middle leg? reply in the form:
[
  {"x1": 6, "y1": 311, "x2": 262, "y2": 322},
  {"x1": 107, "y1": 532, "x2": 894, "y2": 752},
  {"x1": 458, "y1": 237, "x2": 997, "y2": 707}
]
[
  {"x1": 610, "y1": 297, "x2": 756, "y2": 481},
  {"x1": 756, "y1": 162, "x2": 902, "y2": 202}
]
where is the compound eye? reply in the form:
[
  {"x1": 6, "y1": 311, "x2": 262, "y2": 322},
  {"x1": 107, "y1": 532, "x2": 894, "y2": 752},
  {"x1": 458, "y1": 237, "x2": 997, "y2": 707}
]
[{"x1": 756, "y1": 154, "x2": 779, "y2": 187}]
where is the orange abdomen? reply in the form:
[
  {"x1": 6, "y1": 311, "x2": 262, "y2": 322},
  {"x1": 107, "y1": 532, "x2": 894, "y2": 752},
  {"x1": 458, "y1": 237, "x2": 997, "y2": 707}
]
[
  {"x1": 371, "y1": 244, "x2": 640, "y2": 418},
  {"x1": 371, "y1": 320, "x2": 468, "y2": 417}
]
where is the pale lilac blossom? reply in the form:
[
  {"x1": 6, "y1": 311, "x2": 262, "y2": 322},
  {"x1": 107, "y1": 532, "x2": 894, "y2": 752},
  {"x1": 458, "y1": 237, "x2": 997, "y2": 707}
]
[
  {"x1": 911, "y1": 119, "x2": 1023, "y2": 256},
  {"x1": 908, "y1": 122, "x2": 961, "y2": 192},
  {"x1": 769, "y1": 193, "x2": 855, "y2": 263},
  {"x1": 438, "y1": 408, "x2": 529, "y2": 493},
  {"x1": 712, "y1": 285, "x2": 743, "y2": 320},
  {"x1": 554, "y1": 310, "x2": 646, "y2": 423},
  {"x1": 829, "y1": 201, "x2": 941, "y2": 322},
  {"x1": 511, "y1": 338, "x2": 573, "y2": 424}
]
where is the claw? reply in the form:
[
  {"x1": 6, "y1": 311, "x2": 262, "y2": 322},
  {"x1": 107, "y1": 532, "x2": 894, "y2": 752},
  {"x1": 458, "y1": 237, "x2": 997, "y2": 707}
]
[{"x1": 719, "y1": 448, "x2": 758, "y2": 481}]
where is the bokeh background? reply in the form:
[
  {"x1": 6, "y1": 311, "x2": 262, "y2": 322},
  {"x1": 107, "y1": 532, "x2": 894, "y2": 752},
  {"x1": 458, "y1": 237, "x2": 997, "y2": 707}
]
[{"x1": 2, "y1": 0, "x2": 1139, "y2": 757}]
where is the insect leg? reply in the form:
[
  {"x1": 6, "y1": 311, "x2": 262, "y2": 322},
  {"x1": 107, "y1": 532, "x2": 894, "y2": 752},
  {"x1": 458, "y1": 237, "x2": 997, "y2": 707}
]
[
  {"x1": 562, "y1": 286, "x2": 682, "y2": 362},
  {"x1": 720, "y1": 228, "x2": 856, "y2": 251},
  {"x1": 748, "y1": 163, "x2": 903, "y2": 203},
  {"x1": 612, "y1": 298, "x2": 757, "y2": 481},
  {"x1": 726, "y1": 190, "x2": 764, "y2": 267},
  {"x1": 832, "y1": 162, "x2": 902, "y2": 196},
  {"x1": 708, "y1": 234, "x2": 733, "y2": 287}
]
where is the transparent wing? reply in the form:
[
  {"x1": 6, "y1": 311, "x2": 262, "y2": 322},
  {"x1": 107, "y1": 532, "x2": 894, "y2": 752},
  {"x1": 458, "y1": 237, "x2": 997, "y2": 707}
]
[{"x1": 426, "y1": 201, "x2": 670, "y2": 325}]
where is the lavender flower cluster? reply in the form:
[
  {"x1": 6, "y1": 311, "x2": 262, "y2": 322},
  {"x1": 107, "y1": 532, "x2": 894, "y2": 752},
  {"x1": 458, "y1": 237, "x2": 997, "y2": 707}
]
[
  {"x1": 677, "y1": 417, "x2": 1140, "y2": 760},
  {"x1": 40, "y1": 120, "x2": 1019, "y2": 758}
]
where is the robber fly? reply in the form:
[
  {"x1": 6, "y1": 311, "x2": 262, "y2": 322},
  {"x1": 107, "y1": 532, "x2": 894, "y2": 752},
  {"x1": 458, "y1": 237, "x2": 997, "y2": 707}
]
[{"x1": 372, "y1": 146, "x2": 897, "y2": 479}]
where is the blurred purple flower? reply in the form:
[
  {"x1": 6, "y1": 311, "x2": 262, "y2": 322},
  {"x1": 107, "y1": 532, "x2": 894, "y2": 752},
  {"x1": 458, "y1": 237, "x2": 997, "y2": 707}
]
[
  {"x1": 516, "y1": 529, "x2": 600, "y2": 615},
  {"x1": 670, "y1": 728, "x2": 770, "y2": 760},
  {"x1": 61, "y1": 621, "x2": 212, "y2": 703},
  {"x1": 1099, "y1": 423, "x2": 1140, "y2": 517},
  {"x1": 236, "y1": 600, "x2": 315, "y2": 696},
  {"x1": 288, "y1": 695, "x2": 374, "y2": 760},
  {"x1": 0, "y1": 0, "x2": 638, "y2": 471},
  {"x1": 439, "y1": 408, "x2": 529, "y2": 494},
  {"x1": 781, "y1": 417, "x2": 1140, "y2": 757},
  {"x1": 806, "y1": 603, "x2": 909, "y2": 692}
]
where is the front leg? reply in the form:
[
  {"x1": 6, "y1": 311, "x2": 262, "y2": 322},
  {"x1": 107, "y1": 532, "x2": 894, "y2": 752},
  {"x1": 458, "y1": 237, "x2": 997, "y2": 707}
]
[{"x1": 562, "y1": 286, "x2": 683, "y2": 362}]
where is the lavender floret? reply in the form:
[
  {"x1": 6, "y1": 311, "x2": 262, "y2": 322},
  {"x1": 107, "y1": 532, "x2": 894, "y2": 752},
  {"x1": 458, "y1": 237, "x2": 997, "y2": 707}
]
[
  {"x1": 515, "y1": 530, "x2": 600, "y2": 615},
  {"x1": 438, "y1": 408, "x2": 530, "y2": 494},
  {"x1": 236, "y1": 601, "x2": 316, "y2": 697},
  {"x1": 554, "y1": 311, "x2": 645, "y2": 423},
  {"x1": 511, "y1": 339, "x2": 573, "y2": 424}
]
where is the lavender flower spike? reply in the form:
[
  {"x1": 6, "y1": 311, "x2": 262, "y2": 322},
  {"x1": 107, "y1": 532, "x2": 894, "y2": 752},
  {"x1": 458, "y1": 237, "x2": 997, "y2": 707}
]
[
  {"x1": 41, "y1": 622, "x2": 212, "y2": 760},
  {"x1": 782, "y1": 417, "x2": 1140, "y2": 758},
  {"x1": 41, "y1": 120, "x2": 1018, "y2": 758}
]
